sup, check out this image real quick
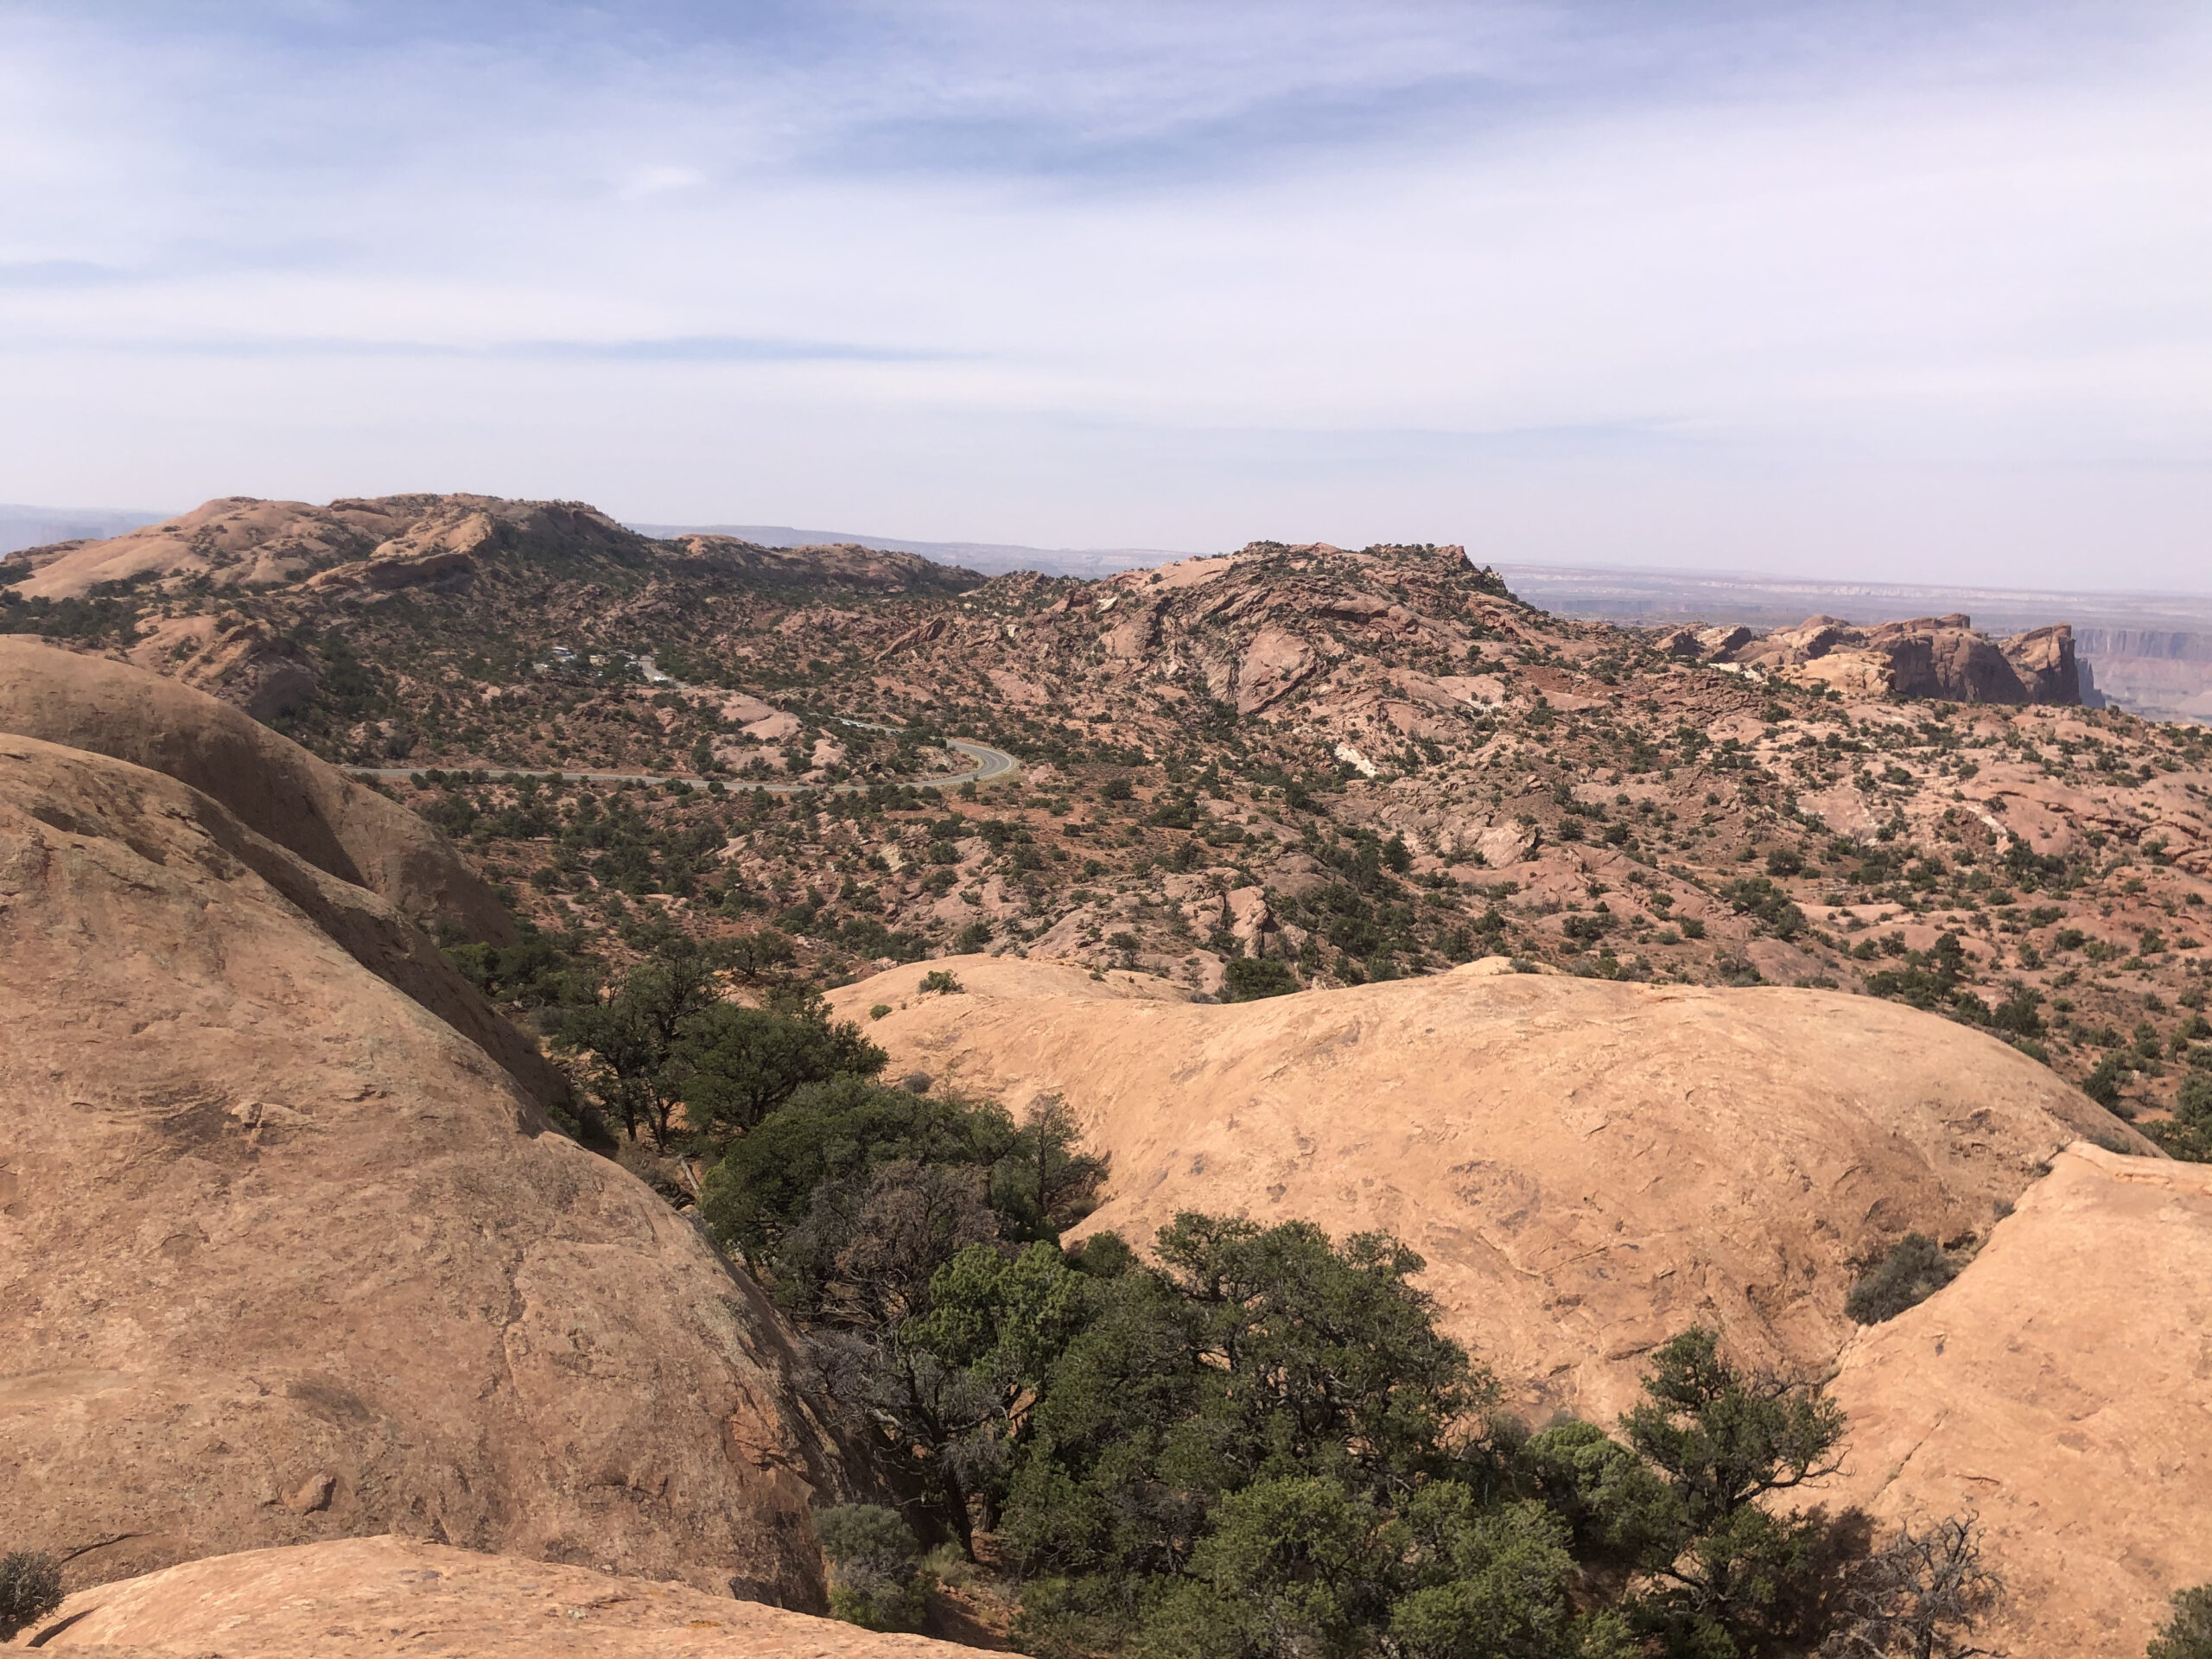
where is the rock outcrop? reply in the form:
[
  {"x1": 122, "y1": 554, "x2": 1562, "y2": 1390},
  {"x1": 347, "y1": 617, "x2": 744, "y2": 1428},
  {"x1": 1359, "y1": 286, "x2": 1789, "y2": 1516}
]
[
  {"x1": 828, "y1": 956, "x2": 2142, "y2": 1422},
  {"x1": 8, "y1": 494, "x2": 645, "y2": 603},
  {"x1": 672, "y1": 536, "x2": 983, "y2": 594},
  {"x1": 0, "y1": 639, "x2": 515, "y2": 944},
  {"x1": 1821, "y1": 1144, "x2": 2212, "y2": 1658},
  {"x1": 7, "y1": 1536, "x2": 966, "y2": 1656},
  {"x1": 0, "y1": 735, "x2": 849, "y2": 1602},
  {"x1": 1713, "y1": 613, "x2": 2082, "y2": 706}
]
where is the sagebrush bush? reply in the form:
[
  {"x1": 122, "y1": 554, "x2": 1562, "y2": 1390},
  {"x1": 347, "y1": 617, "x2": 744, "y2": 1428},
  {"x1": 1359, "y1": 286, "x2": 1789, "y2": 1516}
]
[
  {"x1": 0, "y1": 1551, "x2": 62, "y2": 1641},
  {"x1": 1845, "y1": 1233, "x2": 1959, "y2": 1325},
  {"x1": 817, "y1": 1504, "x2": 931, "y2": 1632}
]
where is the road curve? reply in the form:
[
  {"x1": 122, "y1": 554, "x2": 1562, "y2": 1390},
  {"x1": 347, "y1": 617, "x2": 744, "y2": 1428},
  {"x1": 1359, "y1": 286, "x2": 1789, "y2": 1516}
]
[{"x1": 358, "y1": 731, "x2": 1018, "y2": 796}]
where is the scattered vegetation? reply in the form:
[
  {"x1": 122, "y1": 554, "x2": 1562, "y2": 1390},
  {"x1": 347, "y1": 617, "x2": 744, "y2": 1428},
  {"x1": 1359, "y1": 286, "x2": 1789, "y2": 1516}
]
[{"x1": 1845, "y1": 1235, "x2": 1962, "y2": 1325}]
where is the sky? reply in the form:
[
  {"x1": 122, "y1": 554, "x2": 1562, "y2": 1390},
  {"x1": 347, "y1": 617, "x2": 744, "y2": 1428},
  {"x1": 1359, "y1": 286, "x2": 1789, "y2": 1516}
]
[{"x1": 3, "y1": 1, "x2": 2209, "y2": 588}]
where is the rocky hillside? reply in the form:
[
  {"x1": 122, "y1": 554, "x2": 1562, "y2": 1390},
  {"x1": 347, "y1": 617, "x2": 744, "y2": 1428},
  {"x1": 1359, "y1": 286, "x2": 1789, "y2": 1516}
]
[
  {"x1": 0, "y1": 664, "x2": 861, "y2": 1604},
  {"x1": 7, "y1": 498, "x2": 2209, "y2": 1139},
  {"x1": 5, "y1": 498, "x2": 2212, "y2": 1653}
]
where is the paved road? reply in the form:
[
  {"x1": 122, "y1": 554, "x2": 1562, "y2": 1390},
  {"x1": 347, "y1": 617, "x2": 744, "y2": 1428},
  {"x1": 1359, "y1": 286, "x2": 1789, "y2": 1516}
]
[{"x1": 358, "y1": 731, "x2": 1017, "y2": 795}]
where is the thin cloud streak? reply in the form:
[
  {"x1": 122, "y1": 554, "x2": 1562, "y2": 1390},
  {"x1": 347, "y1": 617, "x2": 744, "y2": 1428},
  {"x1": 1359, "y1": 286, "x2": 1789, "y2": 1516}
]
[
  {"x1": 0, "y1": 334, "x2": 964, "y2": 364},
  {"x1": 0, "y1": 2, "x2": 2206, "y2": 587}
]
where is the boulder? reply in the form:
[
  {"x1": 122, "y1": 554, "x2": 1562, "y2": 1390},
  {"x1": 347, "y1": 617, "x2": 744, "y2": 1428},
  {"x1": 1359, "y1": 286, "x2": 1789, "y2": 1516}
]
[
  {"x1": 1231, "y1": 627, "x2": 1319, "y2": 714},
  {"x1": 1999, "y1": 622, "x2": 2082, "y2": 704}
]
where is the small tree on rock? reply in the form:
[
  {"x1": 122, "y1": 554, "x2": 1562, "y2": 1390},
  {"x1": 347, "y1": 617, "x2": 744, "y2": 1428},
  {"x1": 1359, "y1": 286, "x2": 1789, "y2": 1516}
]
[
  {"x1": 0, "y1": 1551, "x2": 62, "y2": 1642},
  {"x1": 2152, "y1": 1584, "x2": 2212, "y2": 1659}
]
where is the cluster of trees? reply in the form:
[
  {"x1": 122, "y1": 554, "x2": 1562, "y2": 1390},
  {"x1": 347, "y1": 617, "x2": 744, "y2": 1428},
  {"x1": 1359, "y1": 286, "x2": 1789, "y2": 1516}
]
[
  {"x1": 426, "y1": 869, "x2": 2190, "y2": 1659},
  {"x1": 550, "y1": 938, "x2": 887, "y2": 1149},
  {"x1": 800, "y1": 1205, "x2": 2021, "y2": 1659},
  {"x1": 2143, "y1": 1071, "x2": 2212, "y2": 1162}
]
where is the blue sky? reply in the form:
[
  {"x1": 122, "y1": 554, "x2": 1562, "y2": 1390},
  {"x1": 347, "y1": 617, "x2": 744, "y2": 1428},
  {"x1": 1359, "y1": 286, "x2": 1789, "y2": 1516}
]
[{"x1": 3, "y1": 1, "x2": 2208, "y2": 586}]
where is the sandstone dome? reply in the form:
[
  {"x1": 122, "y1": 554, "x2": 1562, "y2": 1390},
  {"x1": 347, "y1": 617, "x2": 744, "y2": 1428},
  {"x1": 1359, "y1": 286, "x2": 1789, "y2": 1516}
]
[
  {"x1": 1819, "y1": 1143, "x2": 2212, "y2": 1658},
  {"x1": 0, "y1": 637, "x2": 515, "y2": 944},
  {"x1": 829, "y1": 955, "x2": 2145, "y2": 1422},
  {"x1": 0, "y1": 733, "x2": 851, "y2": 1603}
]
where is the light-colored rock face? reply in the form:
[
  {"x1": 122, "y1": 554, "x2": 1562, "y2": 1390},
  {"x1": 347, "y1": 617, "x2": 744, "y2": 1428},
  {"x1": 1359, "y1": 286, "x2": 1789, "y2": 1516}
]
[
  {"x1": 1820, "y1": 1145, "x2": 2212, "y2": 1659},
  {"x1": 828, "y1": 957, "x2": 2140, "y2": 1422},
  {"x1": 6, "y1": 1537, "x2": 965, "y2": 1656},
  {"x1": 0, "y1": 639, "x2": 515, "y2": 944},
  {"x1": 0, "y1": 736, "x2": 844, "y2": 1604},
  {"x1": 10, "y1": 493, "x2": 642, "y2": 602}
]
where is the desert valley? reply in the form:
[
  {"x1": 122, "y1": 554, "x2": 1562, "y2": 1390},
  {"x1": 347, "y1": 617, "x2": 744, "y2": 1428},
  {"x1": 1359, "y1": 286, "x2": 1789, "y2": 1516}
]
[{"x1": 0, "y1": 494, "x2": 2209, "y2": 1657}]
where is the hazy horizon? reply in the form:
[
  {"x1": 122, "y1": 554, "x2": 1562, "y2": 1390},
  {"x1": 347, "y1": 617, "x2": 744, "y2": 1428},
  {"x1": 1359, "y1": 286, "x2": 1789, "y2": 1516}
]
[{"x1": 3, "y1": 3, "x2": 2207, "y2": 589}]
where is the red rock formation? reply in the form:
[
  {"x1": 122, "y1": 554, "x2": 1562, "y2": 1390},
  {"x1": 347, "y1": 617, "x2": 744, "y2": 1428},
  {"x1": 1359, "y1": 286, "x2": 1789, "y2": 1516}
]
[{"x1": 1727, "y1": 613, "x2": 2080, "y2": 705}]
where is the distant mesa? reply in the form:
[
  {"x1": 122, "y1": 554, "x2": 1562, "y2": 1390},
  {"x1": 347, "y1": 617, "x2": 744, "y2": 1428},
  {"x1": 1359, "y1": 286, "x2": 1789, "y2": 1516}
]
[
  {"x1": 628, "y1": 520, "x2": 1195, "y2": 579},
  {"x1": 1506, "y1": 561, "x2": 2212, "y2": 723},
  {"x1": 0, "y1": 493, "x2": 993, "y2": 605},
  {"x1": 0, "y1": 503, "x2": 169, "y2": 558},
  {"x1": 1654, "y1": 611, "x2": 2083, "y2": 706}
]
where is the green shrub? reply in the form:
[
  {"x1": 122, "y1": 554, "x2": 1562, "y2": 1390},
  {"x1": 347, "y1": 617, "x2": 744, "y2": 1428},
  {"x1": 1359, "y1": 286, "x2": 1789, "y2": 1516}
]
[
  {"x1": 2142, "y1": 1072, "x2": 2212, "y2": 1162},
  {"x1": 816, "y1": 1504, "x2": 931, "y2": 1632},
  {"x1": 1845, "y1": 1234, "x2": 1959, "y2": 1325},
  {"x1": 2152, "y1": 1584, "x2": 2212, "y2": 1659},
  {"x1": 0, "y1": 1551, "x2": 62, "y2": 1641},
  {"x1": 2082, "y1": 1055, "x2": 2126, "y2": 1109},
  {"x1": 2181, "y1": 1071, "x2": 2212, "y2": 1122},
  {"x1": 1221, "y1": 957, "x2": 1300, "y2": 1001},
  {"x1": 919, "y1": 969, "x2": 963, "y2": 995}
]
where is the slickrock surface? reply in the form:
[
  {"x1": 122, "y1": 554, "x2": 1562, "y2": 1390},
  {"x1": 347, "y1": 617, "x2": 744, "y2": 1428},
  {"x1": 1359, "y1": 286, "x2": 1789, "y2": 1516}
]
[
  {"x1": 0, "y1": 736, "x2": 846, "y2": 1602},
  {"x1": 0, "y1": 638, "x2": 514, "y2": 944},
  {"x1": 1821, "y1": 1143, "x2": 2212, "y2": 1659},
  {"x1": 830, "y1": 957, "x2": 2145, "y2": 1421},
  {"x1": 6, "y1": 1537, "x2": 967, "y2": 1656}
]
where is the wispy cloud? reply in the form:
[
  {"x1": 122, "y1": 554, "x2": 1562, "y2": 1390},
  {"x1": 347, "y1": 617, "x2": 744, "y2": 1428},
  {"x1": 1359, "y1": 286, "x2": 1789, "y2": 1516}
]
[
  {"x1": 5, "y1": 333, "x2": 959, "y2": 363},
  {"x1": 0, "y1": 1, "x2": 2206, "y2": 586}
]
